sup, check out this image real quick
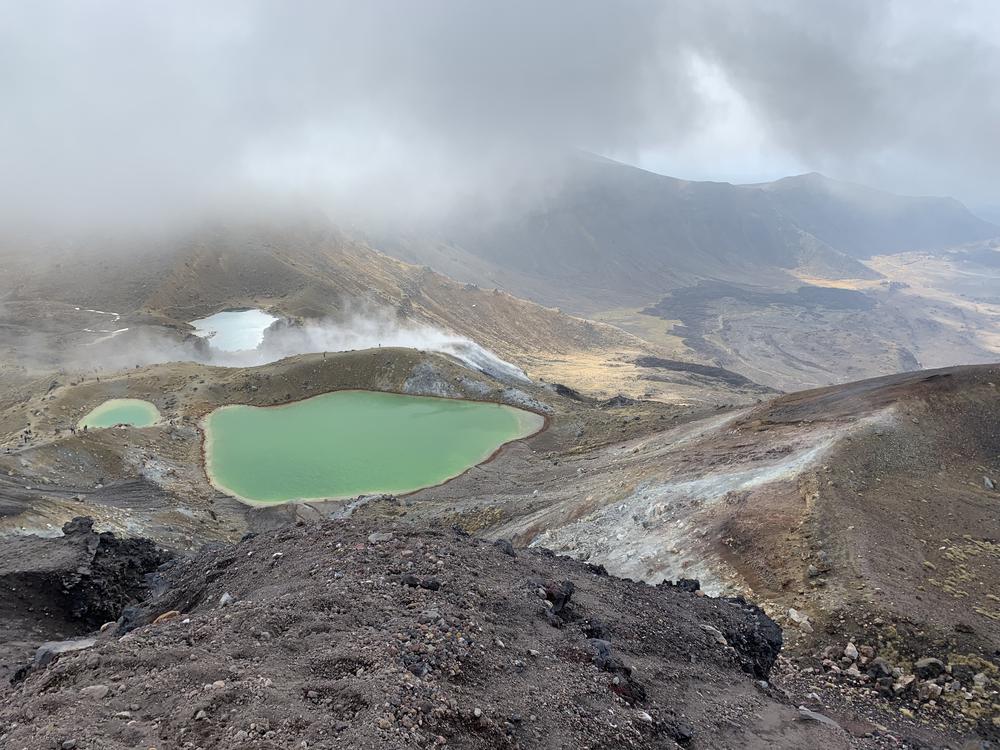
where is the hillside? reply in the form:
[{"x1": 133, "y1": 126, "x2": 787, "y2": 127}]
[
  {"x1": 352, "y1": 158, "x2": 1000, "y2": 392},
  {"x1": 477, "y1": 365, "x2": 1000, "y2": 689},
  {"x1": 366, "y1": 156, "x2": 878, "y2": 313},
  {"x1": 751, "y1": 173, "x2": 999, "y2": 259},
  {"x1": 364, "y1": 156, "x2": 996, "y2": 314},
  {"x1": 725, "y1": 366, "x2": 1000, "y2": 644},
  {"x1": 0, "y1": 519, "x2": 962, "y2": 749},
  {"x1": 0, "y1": 220, "x2": 771, "y2": 405}
]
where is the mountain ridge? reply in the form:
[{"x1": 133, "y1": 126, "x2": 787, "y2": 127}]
[
  {"x1": 363, "y1": 156, "x2": 997, "y2": 314},
  {"x1": 746, "y1": 171, "x2": 998, "y2": 259}
]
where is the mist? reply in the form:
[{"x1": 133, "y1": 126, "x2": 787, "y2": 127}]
[
  {"x1": 8, "y1": 306, "x2": 529, "y2": 383},
  {"x1": 2, "y1": 1, "x2": 998, "y2": 237},
  {"x1": 255, "y1": 314, "x2": 529, "y2": 382}
]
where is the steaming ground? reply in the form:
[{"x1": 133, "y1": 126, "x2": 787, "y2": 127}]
[
  {"x1": 0, "y1": 230, "x2": 772, "y2": 406},
  {"x1": 6, "y1": 304, "x2": 529, "y2": 384},
  {"x1": 253, "y1": 313, "x2": 530, "y2": 383},
  {"x1": 182, "y1": 311, "x2": 530, "y2": 383}
]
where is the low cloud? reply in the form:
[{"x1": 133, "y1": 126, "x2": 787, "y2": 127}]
[{"x1": 1, "y1": 1, "x2": 997, "y2": 235}]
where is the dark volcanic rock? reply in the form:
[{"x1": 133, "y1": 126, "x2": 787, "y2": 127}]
[
  {"x1": 550, "y1": 382, "x2": 585, "y2": 401},
  {"x1": 674, "y1": 578, "x2": 701, "y2": 593},
  {"x1": 0, "y1": 518, "x2": 169, "y2": 627},
  {"x1": 61, "y1": 520, "x2": 172, "y2": 625},
  {"x1": 0, "y1": 521, "x2": 848, "y2": 750},
  {"x1": 634, "y1": 355, "x2": 762, "y2": 388},
  {"x1": 716, "y1": 597, "x2": 784, "y2": 680},
  {"x1": 867, "y1": 657, "x2": 893, "y2": 680},
  {"x1": 0, "y1": 517, "x2": 169, "y2": 682},
  {"x1": 581, "y1": 618, "x2": 610, "y2": 640},
  {"x1": 913, "y1": 657, "x2": 945, "y2": 680},
  {"x1": 542, "y1": 579, "x2": 576, "y2": 619},
  {"x1": 493, "y1": 538, "x2": 516, "y2": 557}
]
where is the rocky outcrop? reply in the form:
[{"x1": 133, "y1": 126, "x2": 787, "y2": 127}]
[
  {"x1": 0, "y1": 517, "x2": 169, "y2": 627},
  {"x1": 814, "y1": 639, "x2": 999, "y2": 739},
  {"x1": 59, "y1": 518, "x2": 172, "y2": 626},
  {"x1": 0, "y1": 517, "x2": 170, "y2": 682}
]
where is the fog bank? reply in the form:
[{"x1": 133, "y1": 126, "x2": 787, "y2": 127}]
[{"x1": 2, "y1": 1, "x2": 998, "y2": 236}]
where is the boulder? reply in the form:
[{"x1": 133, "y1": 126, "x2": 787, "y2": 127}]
[
  {"x1": 893, "y1": 674, "x2": 916, "y2": 694},
  {"x1": 786, "y1": 608, "x2": 814, "y2": 634},
  {"x1": 917, "y1": 682, "x2": 943, "y2": 702},
  {"x1": 797, "y1": 707, "x2": 842, "y2": 731},
  {"x1": 951, "y1": 663, "x2": 977, "y2": 684},
  {"x1": 34, "y1": 638, "x2": 98, "y2": 668},
  {"x1": 717, "y1": 597, "x2": 783, "y2": 680},
  {"x1": 913, "y1": 657, "x2": 945, "y2": 679},
  {"x1": 542, "y1": 580, "x2": 575, "y2": 618},
  {"x1": 867, "y1": 657, "x2": 893, "y2": 680},
  {"x1": 152, "y1": 610, "x2": 181, "y2": 625},
  {"x1": 493, "y1": 539, "x2": 516, "y2": 558}
]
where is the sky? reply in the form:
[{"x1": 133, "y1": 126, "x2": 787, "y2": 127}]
[{"x1": 1, "y1": 0, "x2": 998, "y2": 232}]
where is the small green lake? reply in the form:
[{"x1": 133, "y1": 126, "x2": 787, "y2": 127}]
[
  {"x1": 203, "y1": 391, "x2": 544, "y2": 505},
  {"x1": 78, "y1": 399, "x2": 161, "y2": 429}
]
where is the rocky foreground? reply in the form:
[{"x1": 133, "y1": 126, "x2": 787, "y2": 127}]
[
  {"x1": 0, "y1": 517, "x2": 170, "y2": 683},
  {"x1": 0, "y1": 520, "x2": 993, "y2": 749}
]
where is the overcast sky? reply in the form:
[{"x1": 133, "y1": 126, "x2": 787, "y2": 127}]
[{"x1": 1, "y1": 0, "x2": 998, "y2": 231}]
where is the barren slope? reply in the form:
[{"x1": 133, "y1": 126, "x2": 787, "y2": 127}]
[
  {"x1": 477, "y1": 365, "x2": 1000, "y2": 660},
  {"x1": 0, "y1": 220, "x2": 770, "y2": 405},
  {"x1": 0, "y1": 520, "x2": 927, "y2": 750},
  {"x1": 366, "y1": 156, "x2": 881, "y2": 314}
]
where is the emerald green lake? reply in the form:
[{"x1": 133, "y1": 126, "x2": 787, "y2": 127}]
[
  {"x1": 78, "y1": 399, "x2": 161, "y2": 429},
  {"x1": 203, "y1": 391, "x2": 544, "y2": 505}
]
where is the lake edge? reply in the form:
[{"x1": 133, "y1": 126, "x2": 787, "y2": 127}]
[{"x1": 201, "y1": 389, "x2": 546, "y2": 506}]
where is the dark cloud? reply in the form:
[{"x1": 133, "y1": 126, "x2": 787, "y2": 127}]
[
  {"x1": 682, "y1": 1, "x2": 1000, "y2": 200},
  {"x1": 0, "y1": 0, "x2": 996, "y2": 232}
]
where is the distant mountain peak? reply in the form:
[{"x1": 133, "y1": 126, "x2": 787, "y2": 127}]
[{"x1": 784, "y1": 171, "x2": 830, "y2": 182}]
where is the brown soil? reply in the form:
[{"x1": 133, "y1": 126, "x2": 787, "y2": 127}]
[
  {"x1": 702, "y1": 366, "x2": 1000, "y2": 736},
  {"x1": 1, "y1": 519, "x2": 954, "y2": 750},
  {"x1": 721, "y1": 365, "x2": 1000, "y2": 641}
]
